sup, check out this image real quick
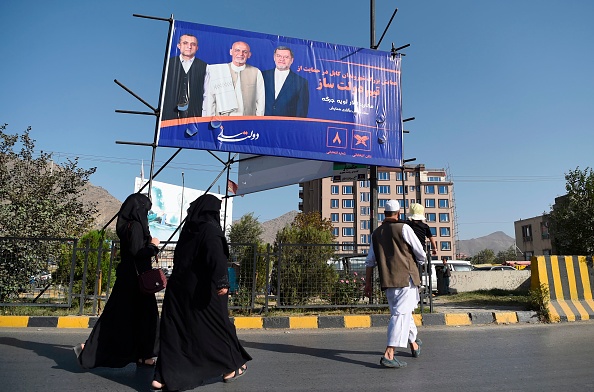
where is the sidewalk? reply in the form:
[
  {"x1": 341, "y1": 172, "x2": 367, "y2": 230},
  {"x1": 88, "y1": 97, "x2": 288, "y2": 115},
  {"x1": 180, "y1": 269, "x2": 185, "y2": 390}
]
[
  {"x1": 417, "y1": 294, "x2": 539, "y2": 326},
  {"x1": 0, "y1": 299, "x2": 540, "y2": 329}
]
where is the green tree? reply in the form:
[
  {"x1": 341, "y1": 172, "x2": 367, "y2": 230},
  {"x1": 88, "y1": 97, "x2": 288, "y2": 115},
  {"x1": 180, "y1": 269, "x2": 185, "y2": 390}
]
[
  {"x1": 549, "y1": 167, "x2": 594, "y2": 254},
  {"x1": 228, "y1": 212, "x2": 263, "y2": 244},
  {"x1": 272, "y1": 212, "x2": 337, "y2": 305},
  {"x1": 0, "y1": 124, "x2": 97, "y2": 301},
  {"x1": 471, "y1": 248, "x2": 495, "y2": 265},
  {"x1": 228, "y1": 213, "x2": 265, "y2": 307},
  {"x1": 494, "y1": 246, "x2": 517, "y2": 265},
  {"x1": 55, "y1": 230, "x2": 114, "y2": 298}
]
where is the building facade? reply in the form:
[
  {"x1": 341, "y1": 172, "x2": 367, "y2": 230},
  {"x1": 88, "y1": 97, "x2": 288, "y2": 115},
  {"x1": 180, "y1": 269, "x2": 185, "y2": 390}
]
[
  {"x1": 299, "y1": 164, "x2": 457, "y2": 260},
  {"x1": 514, "y1": 215, "x2": 553, "y2": 260}
]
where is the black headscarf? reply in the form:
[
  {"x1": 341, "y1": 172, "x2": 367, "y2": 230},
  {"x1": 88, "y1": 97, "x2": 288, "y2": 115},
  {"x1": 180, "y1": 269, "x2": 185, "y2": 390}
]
[
  {"x1": 116, "y1": 193, "x2": 152, "y2": 241},
  {"x1": 182, "y1": 194, "x2": 222, "y2": 235}
]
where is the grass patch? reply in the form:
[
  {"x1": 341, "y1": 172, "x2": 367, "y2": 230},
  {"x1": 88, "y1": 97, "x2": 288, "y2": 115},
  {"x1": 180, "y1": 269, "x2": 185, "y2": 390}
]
[
  {"x1": 1, "y1": 289, "x2": 536, "y2": 316},
  {"x1": 437, "y1": 289, "x2": 533, "y2": 310}
]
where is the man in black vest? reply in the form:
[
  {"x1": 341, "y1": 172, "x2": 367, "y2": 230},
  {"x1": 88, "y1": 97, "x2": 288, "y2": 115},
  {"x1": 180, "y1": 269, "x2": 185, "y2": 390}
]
[
  {"x1": 364, "y1": 199, "x2": 426, "y2": 368},
  {"x1": 161, "y1": 34, "x2": 207, "y2": 121}
]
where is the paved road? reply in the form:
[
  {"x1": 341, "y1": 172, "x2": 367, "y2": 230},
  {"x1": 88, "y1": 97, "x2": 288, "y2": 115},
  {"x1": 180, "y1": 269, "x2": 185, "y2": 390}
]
[{"x1": 1, "y1": 322, "x2": 593, "y2": 391}]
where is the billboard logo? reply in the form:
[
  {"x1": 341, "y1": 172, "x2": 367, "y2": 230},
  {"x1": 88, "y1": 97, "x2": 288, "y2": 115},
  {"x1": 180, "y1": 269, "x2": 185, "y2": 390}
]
[
  {"x1": 351, "y1": 129, "x2": 371, "y2": 151},
  {"x1": 327, "y1": 126, "x2": 347, "y2": 149}
]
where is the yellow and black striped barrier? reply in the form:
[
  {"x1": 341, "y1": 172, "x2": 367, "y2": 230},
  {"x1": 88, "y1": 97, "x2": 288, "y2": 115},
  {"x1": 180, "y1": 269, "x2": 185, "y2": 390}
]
[{"x1": 531, "y1": 255, "x2": 594, "y2": 322}]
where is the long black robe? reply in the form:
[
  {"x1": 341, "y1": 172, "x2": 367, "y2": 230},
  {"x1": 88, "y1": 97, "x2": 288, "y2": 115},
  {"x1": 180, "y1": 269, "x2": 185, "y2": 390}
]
[
  {"x1": 154, "y1": 194, "x2": 251, "y2": 391},
  {"x1": 79, "y1": 193, "x2": 160, "y2": 369}
]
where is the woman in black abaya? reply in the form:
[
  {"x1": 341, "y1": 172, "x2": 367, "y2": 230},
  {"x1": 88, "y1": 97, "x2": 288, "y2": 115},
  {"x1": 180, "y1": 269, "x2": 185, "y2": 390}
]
[
  {"x1": 151, "y1": 194, "x2": 251, "y2": 392},
  {"x1": 74, "y1": 193, "x2": 160, "y2": 369}
]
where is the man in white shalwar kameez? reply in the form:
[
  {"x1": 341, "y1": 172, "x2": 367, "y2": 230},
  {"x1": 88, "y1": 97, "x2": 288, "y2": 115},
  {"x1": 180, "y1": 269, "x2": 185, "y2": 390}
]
[{"x1": 365, "y1": 200, "x2": 426, "y2": 368}]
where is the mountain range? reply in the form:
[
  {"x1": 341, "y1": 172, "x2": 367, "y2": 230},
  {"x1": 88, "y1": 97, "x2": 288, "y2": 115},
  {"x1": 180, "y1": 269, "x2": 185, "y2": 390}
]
[{"x1": 85, "y1": 183, "x2": 515, "y2": 256}]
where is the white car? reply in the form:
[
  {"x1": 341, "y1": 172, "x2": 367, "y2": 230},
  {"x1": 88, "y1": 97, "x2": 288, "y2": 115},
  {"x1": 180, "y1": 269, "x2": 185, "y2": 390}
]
[{"x1": 421, "y1": 260, "x2": 473, "y2": 293}]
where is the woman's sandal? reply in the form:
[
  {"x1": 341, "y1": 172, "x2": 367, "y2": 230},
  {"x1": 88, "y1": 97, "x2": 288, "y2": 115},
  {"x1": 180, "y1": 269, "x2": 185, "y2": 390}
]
[
  {"x1": 223, "y1": 364, "x2": 248, "y2": 383},
  {"x1": 137, "y1": 357, "x2": 157, "y2": 367}
]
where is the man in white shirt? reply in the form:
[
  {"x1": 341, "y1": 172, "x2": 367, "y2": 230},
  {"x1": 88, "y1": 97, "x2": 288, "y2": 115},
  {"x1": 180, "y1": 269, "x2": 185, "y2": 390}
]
[
  {"x1": 203, "y1": 41, "x2": 264, "y2": 117},
  {"x1": 364, "y1": 199, "x2": 426, "y2": 368},
  {"x1": 262, "y1": 46, "x2": 309, "y2": 117}
]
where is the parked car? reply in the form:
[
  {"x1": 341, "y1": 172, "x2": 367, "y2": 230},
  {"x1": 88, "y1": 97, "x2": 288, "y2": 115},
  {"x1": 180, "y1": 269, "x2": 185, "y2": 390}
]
[
  {"x1": 161, "y1": 266, "x2": 173, "y2": 279},
  {"x1": 473, "y1": 265, "x2": 516, "y2": 271},
  {"x1": 422, "y1": 260, "x2": 473, "y2": 293}
]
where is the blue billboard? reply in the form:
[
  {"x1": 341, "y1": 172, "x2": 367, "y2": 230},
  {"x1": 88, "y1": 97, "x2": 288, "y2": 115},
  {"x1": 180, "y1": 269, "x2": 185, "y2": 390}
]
[{"x1": 157, "y1": 20, "x2": 403, "y2": 168}]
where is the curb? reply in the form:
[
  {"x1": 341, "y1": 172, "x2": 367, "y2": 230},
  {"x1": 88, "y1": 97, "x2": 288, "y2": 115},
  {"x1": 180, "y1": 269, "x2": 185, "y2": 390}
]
[{"x1": 0, "y1": 311, "x2": 541, "y2": 329}]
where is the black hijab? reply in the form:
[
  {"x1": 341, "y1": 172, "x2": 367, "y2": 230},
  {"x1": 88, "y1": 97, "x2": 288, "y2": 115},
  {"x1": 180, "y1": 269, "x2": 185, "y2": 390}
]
[
  {"x1": 182, "y1": 194, "x2": 222, "y2": 235},
  {"x1": 115, "y1": 193, "x2": 152, "y2": 240}
]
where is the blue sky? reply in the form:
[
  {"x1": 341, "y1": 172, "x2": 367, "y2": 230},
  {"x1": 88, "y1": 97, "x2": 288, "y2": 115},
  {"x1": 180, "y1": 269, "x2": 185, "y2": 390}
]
[{"x1": 1, "y1": 1, "x2": 593, "y2": 240}]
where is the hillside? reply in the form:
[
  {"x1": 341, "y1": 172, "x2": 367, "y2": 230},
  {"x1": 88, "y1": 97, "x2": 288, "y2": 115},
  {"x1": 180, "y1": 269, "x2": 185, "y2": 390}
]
[
  {"x1": 260, "y1": 211, "x2": 299, "y2": 244},
  {"x1": 83, "y1": 183, "x2": 121, "y2": 231},
  {"x1": 456, "y1": 231, "x2": 515, "y2": 257}
]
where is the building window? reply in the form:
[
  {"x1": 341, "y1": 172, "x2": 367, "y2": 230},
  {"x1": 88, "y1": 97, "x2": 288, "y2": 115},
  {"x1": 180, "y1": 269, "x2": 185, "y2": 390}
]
[
  {"x1": 425, "y1": 185, "x2": 435, "y2": 194},
  {"x1": 440, "y1": 227, "x2": 451, "y2": 237},
  {"x1": 360, "y1": 192, "x2": 370, "y2": 202},
  {"x1": 378, "y1": 185, "x2": 390, "y2": 194},
  {"x1": 438, "y1": 199, "x2": 449, "y2": 208},
  {"x1": 522, "y1": 225, "x2": 532, "y2": 242},
  {"x1": 343, "y1": 227, "x2": 355, "y2": 236},
  {"x1": 361, "y1": 220, "x2": 370, "y2": 230},
  {"x1": 359, "y1": 180, "x2": 370, "y2": 188},
  {"x1": 543, "y1": 249, "x2": 552, "y2": 256},
  {"x1": 524, "y1": 251, "x2": 534, "y2": 261},
  {"x1": 541, "y1": 221, "x2": 550, "y2": 239},
  {"x1": 331, "y1": 213, "x2": 339, "y2": 222},
  {"x1": 400, "y1": 213, "x2": 406, "y2": 221},
  {"x1": 427, "y1": 176, "x2": 442, "y2": 182},
  {"x1": 425, "y1": 199, "x2": 435, "y2": 208},
  {"x1": 440, "y1": 241, "x2": 451, "y2": 251},
  {"x1": 341, "y1": 242, "x2": 354, "y2": 251},
  {"x1": 343, "y1": 199, "x2": 354, "y2": 208},
  {"x1": 331, "y1": 185, "x2": 339, "y2": 195},
  {"x1": 331, "y1": 199, "x2": 339, "y2": 208},
  {"x1": 396, "y1": 172, "x2": 408, "y2": 181},
  {"x1": 342, "y1": 185, "x2": 353, "y2": 195},
  {"x1": 426, "y1": 213, "x2": 436, "y2": 222},
  {"x1": 378, "y1": 213, "x2": 385, "y2": 221},
  {"x1": 342, "y1": 213, "x2": 355, "y2": 222},
  {"x1": 378, "y1": 199, "x2": 388, "y2": 208},
  {"x1": 438, "y1": 185, "x2": 448, "y2": 195},
  {"x1": 360, "y1": 206, "x2": 370, "y2": 216},
  {"x1": 360, "y1": 234, "x2": 370, "y2": 244},
  {"x1": 409, "y1": 186, "x2": 416, "y2": 192},
  {"x1": 439, "y1": 213, "x2": 450, "y2": 222},
  {"x1": 378, "y1": 171, "x2": 390, "y2": 180},
  {"x1": 396, "y1": 185, "x2": 407, "y2": 194},
  {"x1": 429, "y1": 227, "x2": 437, "y2": 236},
  {"x1": 332, "y1": 227, "x2": 339, "y2": 236}
]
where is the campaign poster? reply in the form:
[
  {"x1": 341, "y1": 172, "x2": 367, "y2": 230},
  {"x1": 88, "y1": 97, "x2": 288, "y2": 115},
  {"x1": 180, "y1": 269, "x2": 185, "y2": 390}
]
[
  {"x1": 134, "y1": 178, "x2": 232, "y2": 241},
  {"x1": 157, "y1": 20, "x2": 402, "y2": 168}
]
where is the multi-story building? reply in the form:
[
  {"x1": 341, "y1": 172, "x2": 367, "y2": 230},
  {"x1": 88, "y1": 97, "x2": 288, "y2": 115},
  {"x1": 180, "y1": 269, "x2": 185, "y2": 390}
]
[{"x1": 299, "y1": 164, "x2": 457, "y2": 260}]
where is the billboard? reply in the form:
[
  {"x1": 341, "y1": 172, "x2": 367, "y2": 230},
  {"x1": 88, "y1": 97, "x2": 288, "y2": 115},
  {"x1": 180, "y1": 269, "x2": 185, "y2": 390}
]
[
  {"x1": 158, "y1": 20, "x2": 403, "y2": 168},
  {"x1": 134, "y1": 178, "x2": 232, "y2": 241}
]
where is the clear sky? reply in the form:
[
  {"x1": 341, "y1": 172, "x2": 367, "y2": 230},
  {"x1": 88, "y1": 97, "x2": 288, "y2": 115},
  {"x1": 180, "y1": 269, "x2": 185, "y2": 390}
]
[{"x1": 1, "y1": 1, "x2": 593, "y2": 240}]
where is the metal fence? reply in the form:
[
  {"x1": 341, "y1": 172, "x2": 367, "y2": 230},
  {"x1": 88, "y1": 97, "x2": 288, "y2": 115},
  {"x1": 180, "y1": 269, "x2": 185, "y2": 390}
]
[{"x1": 1, "y1": 237, "x2": 433, "y2": 315}]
